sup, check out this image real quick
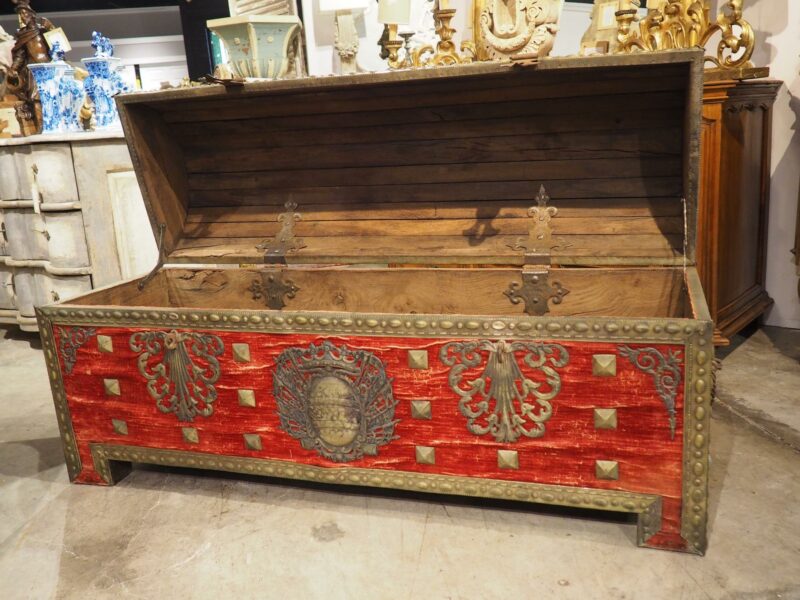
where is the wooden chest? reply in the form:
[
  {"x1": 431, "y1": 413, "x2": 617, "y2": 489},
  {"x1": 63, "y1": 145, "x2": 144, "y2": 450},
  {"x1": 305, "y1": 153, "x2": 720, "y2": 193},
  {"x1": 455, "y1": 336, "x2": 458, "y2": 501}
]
[{"x1": 37, "y1": 50, "x2": 714, "y2": 554}]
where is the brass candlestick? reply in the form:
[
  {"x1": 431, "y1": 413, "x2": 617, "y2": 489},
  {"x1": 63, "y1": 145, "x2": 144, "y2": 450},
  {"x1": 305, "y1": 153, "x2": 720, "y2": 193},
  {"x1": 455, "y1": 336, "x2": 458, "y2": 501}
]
[
  {"x1": 387, "y1": 6, "x2": 475, "y2": 69},
  {"x1": 615, "y1": 0, "x2": 763, "y2": 79}
]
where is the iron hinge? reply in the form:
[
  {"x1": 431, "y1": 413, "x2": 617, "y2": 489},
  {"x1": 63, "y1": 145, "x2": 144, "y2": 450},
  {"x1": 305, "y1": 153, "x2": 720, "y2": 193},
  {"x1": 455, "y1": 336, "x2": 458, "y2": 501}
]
[
  {"x1": 249, "y1": 269, "x2": 299, "y2": 310},
  {"x1": 504, "y1": 185, "x2": 570, "y2": 315},
  {"x1": 257, "y1": 201, "x2": 307, "y2": 264}
]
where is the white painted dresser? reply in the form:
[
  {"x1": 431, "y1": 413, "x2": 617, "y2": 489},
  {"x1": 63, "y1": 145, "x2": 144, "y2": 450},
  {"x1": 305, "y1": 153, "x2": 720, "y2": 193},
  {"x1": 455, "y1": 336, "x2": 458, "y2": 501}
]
[{"x1": 0, "y1": 131, "x2": 157, "y2": 331}]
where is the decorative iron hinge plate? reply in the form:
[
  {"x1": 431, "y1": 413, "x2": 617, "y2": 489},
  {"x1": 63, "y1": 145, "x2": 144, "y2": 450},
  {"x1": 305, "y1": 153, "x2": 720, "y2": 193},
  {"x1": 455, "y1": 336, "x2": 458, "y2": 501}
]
[
  {"x1": 249, "y1": 269, "x2": 299, "y2": 310},
  {"x1": 505, "y1": 270, "x2": 570, "y2": 316},
  {"x1": 257, "y1": 201, "x2": 307, "y2": 264},
  {"x1": 504, "y1": 185, "x2": 570, "y2": 315}
]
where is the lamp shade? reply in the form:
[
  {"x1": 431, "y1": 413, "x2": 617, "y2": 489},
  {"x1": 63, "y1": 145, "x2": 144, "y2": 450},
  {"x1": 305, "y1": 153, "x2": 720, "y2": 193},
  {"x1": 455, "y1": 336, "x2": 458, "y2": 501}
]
[
  {"x1": 319, "y1": 0, "x2": 371, "y2": 13},
  {"x1": 378, "y1": 0, "x2": 411, "y2": 24}
]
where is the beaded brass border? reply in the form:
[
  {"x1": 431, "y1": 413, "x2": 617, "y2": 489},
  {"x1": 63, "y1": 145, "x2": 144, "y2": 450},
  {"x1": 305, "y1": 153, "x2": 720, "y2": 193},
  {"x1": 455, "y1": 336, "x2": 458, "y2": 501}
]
[
  {"x1": 36, "y1": 298, "x2": 713, "y2": 554},
  {"x1": 39, "y1": 304, "x2": 703, "y2": 344},
  {"x1": 88, "y1": 443, "x2": 662, "y2": 546},
  {"x1": 37, "y1": 313, "x2": 82, "y2": 481}
]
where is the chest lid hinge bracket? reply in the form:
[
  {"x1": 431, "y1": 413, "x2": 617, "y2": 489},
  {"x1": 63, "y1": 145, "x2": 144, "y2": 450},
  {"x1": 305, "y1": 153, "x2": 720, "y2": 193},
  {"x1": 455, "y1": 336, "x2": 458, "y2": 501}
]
[
  {"x1": 257, "y1": 201, "x2": 307, "y2": 265},
  {"x1": 504, "y1": 185, "x2": 570, "y2": 316},
  {"x1": 138, "y1": 222, "x2": 166, "y2": 291}
]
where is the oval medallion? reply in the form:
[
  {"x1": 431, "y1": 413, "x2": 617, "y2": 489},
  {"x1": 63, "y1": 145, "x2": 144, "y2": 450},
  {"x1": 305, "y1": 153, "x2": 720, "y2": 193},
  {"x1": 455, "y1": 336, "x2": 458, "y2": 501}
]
[
  {"x1": 274, "y1": 341, "x2": 397, "y2": 462},
  {"x1": 308, "y1": 376, "x2": 359, "y2": 447}
]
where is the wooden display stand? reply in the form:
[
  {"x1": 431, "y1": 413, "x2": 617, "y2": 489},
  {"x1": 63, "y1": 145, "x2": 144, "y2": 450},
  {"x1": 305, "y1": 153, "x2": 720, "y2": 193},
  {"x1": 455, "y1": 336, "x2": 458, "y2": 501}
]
[{"x1": 698, "y1": 79, "x2": 781, "y2": 345}]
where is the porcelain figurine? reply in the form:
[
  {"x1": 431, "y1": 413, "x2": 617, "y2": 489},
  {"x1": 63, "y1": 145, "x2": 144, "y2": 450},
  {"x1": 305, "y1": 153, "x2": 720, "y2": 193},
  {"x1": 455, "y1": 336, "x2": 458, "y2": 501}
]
[
  {"x1": 27, "y1": 41, "x2": 83, "y2": 134},
  {"x1": 81, "y1": 32, "x2": 129, "y2": 130}
]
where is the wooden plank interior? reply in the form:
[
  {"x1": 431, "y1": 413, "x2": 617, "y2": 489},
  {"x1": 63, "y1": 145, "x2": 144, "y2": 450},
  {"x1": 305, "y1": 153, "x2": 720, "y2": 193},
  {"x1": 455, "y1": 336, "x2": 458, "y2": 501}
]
[
  {"x1": 117, "y1": 58, "x2": 692, "y2": 266},
  {"x1": 117, "y1": 105, "x2": 189, "y2": 254},
  {"x1": 74, "y1": 267, "x2": 689, "y2": 318}
]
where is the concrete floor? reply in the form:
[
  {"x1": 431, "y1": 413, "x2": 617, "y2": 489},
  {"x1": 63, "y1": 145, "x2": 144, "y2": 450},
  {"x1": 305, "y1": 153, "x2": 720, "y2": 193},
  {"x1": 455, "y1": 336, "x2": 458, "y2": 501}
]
[{"x1": 0, "y1": 326, "x2": 798, "y2": 600}]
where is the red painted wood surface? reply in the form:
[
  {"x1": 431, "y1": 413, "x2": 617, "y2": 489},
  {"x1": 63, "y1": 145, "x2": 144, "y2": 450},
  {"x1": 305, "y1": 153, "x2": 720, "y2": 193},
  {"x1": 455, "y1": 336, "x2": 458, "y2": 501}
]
[{"x1": 55, "y1": 327, "x2": 686, "y2": 550}]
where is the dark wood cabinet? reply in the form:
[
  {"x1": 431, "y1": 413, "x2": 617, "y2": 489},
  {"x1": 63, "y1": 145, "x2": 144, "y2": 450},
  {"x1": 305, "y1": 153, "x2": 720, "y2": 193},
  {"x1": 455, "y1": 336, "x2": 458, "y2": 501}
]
[{"x1": 698, "y1": 79, "x2": 781, "y2": 345}]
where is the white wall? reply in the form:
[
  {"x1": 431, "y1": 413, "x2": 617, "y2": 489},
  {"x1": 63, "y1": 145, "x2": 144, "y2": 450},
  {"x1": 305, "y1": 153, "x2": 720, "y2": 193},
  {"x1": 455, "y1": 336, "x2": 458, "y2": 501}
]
[{"x1": 737, "y1": 0, "x2": 800, "y2": 329}]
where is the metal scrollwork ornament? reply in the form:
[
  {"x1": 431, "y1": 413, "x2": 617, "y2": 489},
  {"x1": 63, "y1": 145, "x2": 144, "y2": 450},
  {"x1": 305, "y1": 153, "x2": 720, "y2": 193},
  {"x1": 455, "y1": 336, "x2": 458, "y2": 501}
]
[
  {"x1": 130, "y1": 330, "x2": 224, "y2": 422},
  {"x1": 57, "y1": 326, "x2": 97, "y2": 374},
  {"x1": 440, "y1": 340, "x2": 569, "y2": 443},
  {"x1": 273, "y1": 341, "x2": 398, "y2": 462},
  {"x1": 619, "y1": 345, "x2": 682, "y2": 439}
]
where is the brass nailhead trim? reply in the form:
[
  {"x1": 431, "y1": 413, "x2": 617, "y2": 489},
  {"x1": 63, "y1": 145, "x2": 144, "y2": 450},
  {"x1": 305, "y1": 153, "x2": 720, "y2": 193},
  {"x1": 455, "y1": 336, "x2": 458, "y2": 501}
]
[
  {"x1": 410, "y1": 400, "x2": 432, "y2": 420},
  {"x1": 497, "y1": 450, "x2": 519, "y2": 470},
  {"x1": 97, "y1": 335, "x2": 113, "y2": 353},
  {"x1": 415, "y1": 445, "x2": 435, "y2": 465},
  {"x1": 103, "y1": 379, "x2": 121, "y2": 396},
  {"x1": 111, "y1": 419, "x2": 128, "y2": 435},
  {"x1": 238, "y1": 389, "x2": 256, "y2": 407},
  {"x1": 243, "y1": 434, "x2": 262, "y2": 451},
  {"x1": 595, "y1": 460, "x2": 619, "y2": 480},
  {"x1": 592, "y1": 354, "x2": 617, "y2": 377},
  {"x1": 182, "y1": 427, "x2": 199, "y2": 444},
  {"x1": 594, "y1": 408, "x2": 618, "y2": 430},
  {"x1": 408, "y1": 350, "x2": 429, "y2": 370},
  {"x1": 232, "y1": 343, "x2": 251, "y2": 363}
]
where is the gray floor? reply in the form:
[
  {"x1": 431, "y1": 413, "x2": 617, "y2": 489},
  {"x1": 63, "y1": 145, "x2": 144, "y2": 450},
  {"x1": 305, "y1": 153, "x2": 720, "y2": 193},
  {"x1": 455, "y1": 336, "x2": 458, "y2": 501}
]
[{"x1": 0, "y1": 325, "x2": 798, "y2": 600}]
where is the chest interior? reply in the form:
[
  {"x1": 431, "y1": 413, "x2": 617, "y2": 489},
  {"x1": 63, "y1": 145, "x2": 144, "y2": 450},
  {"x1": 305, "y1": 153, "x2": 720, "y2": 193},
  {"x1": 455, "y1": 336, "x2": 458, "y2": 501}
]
[{"x1": 73, "y1": 54, "x2": 703, "y2": 320}]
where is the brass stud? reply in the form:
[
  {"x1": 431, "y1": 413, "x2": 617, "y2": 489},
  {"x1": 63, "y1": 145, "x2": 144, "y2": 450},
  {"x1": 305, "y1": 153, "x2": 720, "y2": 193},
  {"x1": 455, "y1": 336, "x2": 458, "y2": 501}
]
[
  {"x1": 594, "y1": 408, "x2": 618, "y2": 430},
  {"x1": 103, "y1": 378, "x2": 121, "y2": 396},
  {"x1": 408, "y1": 350, "x2": 429, "y2": 370},
  {"x1": 111, "y1": 419, "x2": 128, "y2": 435},
  {"x1": 97, "y1": 335, "x2": 113, "y2": 353},
  {"x1": 410, "y1": 400, "x2": 432, "y2": 420},
  {"x1": 595, "y1": 460, "x2": 619, "y2": 480},
  {"x1": 497, "y1": 449, "x2": 519, "y2": 470},
  {"x1": 232, "y1": 343, "x2": 251, "y2": 363},
  {"x1": 238, "y1": 389, "x2": 256, "y2": 407},
  {"x1": 415, "y1": 445, "x2": 435, "y2": 465},
  {"x1": 182, "y1": 427, "x2": 199, "y2": 444},
  {"x1": 243, "y1": 433, "x2": 262, "y2": 450},
  {"x1": 592, "y1": 354, "x2": 617, "y2": 377}
]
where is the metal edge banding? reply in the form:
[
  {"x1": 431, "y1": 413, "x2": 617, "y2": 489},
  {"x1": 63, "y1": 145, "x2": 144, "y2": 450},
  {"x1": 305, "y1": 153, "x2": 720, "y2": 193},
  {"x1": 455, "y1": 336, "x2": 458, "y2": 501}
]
[
  {"x1": 679, "y1": 323, "x2": 713, "y2": 555},
  {"x1": 35, "y1": 309, "x2": 82, "y2": 481},
  {"x1": 39, "y1": 307, "x2": 703, "y2": 344},
  {"x1": 89, "y1": 443, "x2": 662, "y2": 546}
]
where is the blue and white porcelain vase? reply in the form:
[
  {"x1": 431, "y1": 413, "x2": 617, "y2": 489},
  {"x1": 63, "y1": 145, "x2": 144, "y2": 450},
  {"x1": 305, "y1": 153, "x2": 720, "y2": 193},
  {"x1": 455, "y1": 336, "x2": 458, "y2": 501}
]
[
  {"x1": 28, "y1": 42, "x2": 84, "y2": 134},
  {"x1": 81, "y1": 32, "x2": 130, "y2": 130}
]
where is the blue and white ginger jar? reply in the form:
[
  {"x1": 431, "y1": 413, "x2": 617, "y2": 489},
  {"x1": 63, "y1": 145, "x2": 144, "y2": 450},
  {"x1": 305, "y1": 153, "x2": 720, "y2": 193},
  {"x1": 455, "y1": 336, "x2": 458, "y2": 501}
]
[{"x1": 28, "y1": 43, "x2": 84, "y2": 134}]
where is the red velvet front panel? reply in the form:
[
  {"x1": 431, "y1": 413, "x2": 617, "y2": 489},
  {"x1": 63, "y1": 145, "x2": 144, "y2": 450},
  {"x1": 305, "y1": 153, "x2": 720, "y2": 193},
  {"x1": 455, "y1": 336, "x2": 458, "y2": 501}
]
[{"x1": 55, "y1": 328, "x2": 686, "y2": 549}]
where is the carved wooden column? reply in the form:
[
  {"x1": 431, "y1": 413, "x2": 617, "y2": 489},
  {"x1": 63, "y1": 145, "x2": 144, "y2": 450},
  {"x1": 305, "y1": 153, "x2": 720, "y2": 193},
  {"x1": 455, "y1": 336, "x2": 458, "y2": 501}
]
[{"x1": 697, "y1": 79, "x2": 781, "y2": 344}]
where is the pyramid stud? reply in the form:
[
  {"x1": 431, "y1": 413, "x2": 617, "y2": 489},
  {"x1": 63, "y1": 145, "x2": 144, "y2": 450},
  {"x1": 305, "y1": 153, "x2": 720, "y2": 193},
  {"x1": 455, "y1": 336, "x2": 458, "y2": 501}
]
[
  {"x1": 592, "y1": 354, "x2": 617, "y2": 377},
  {"x1": 97, "y1": 335, "x2": 113, "y2": 353},
  {"x1": 238, "y1": 389, "x2": 256, "y2": 408},
  {"x1": 243, "y1": 433, "x2": 262, "y2": 450},
  {"x1": 415, "y1": 445, "x2": 435, "y2": 465},
  {"x1": 595, "y1": 460, "x2": 619, "y2": 480},
  {"x1": 594, "y1": 408, "x2": 618, "y2": 430},
  {"x1": 232, "y1": 343, "x2": 251, "y2": 363},
  {"x1": 182, "y1": 427, "x2": 199, "y2": 444},
  {"x1": 103, "y1": 378, "x2": 120, "y2": 396},
  {"x1": 410, "y1": 400, "x2": 432, "y2": 420},
  {"x1": 111, "y1": 418, "x2": 128, "y2": 435},
  {"x1": 408, "y1": 350, "x2": 429, "y2": 370},
  {"x1": 497, "y1": 449, "x2": 519, "y2": 470}
]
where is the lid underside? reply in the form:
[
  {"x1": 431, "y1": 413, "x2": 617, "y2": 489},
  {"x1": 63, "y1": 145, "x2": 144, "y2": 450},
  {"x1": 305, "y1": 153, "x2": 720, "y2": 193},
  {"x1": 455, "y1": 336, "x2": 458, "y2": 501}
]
[{"x1": 117, "y1": 51, "x2": 701, "y2": 267}]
